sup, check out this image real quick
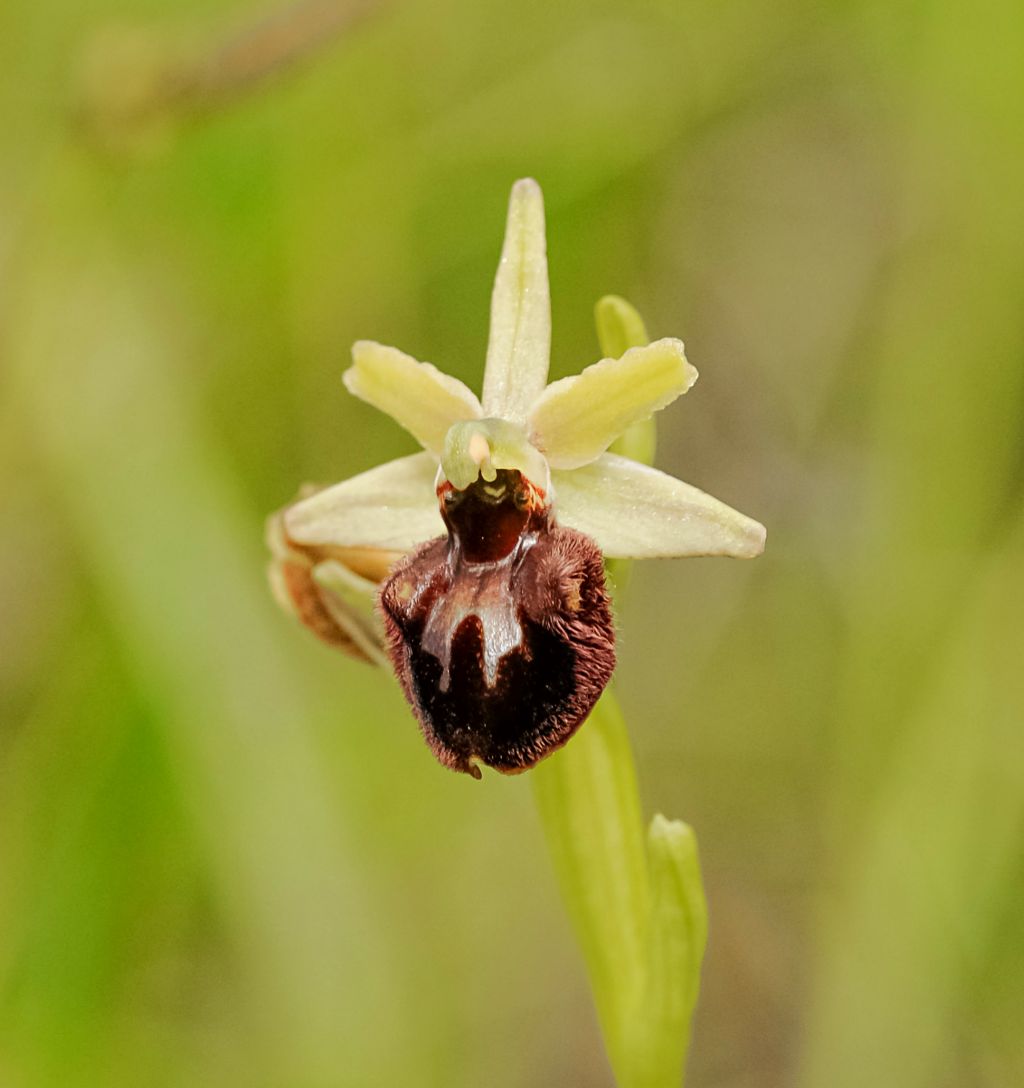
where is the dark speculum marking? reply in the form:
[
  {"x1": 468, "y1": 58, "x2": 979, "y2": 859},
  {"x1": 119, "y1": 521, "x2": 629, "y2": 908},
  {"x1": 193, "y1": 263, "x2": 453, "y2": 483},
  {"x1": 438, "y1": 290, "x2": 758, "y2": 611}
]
[{"x1": 379, "y1": 470, "x2": 615, "y2": 777}]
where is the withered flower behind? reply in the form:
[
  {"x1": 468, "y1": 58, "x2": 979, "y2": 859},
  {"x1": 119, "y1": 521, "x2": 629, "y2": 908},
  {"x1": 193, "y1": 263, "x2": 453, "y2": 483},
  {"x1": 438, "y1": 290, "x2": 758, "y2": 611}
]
[
  {"x1": 266, "y1": 501, "x2": 398, "y2": 666},
  {"x1": 272, "y1": 179, "x2": 766, "y2": 777}
]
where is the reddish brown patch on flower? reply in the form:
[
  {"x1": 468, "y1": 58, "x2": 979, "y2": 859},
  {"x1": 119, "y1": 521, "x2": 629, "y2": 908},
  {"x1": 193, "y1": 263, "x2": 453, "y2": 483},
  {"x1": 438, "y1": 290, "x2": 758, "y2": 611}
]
[{"x1": 380, "y1": 470, "x2": 615, "y2": 777}]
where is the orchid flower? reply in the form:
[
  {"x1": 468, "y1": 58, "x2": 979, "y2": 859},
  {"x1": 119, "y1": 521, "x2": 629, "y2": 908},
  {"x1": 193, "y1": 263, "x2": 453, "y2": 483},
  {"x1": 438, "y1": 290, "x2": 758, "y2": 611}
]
[{"x1": 269, "y1": 179, "x2": 765, "y2": 778}]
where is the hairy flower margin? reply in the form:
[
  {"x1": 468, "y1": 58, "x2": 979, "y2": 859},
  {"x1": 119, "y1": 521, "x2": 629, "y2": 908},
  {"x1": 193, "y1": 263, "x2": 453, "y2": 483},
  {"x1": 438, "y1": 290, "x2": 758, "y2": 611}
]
[{"x1": 268, "y1": 178, "x2": 765, "y2": 772}]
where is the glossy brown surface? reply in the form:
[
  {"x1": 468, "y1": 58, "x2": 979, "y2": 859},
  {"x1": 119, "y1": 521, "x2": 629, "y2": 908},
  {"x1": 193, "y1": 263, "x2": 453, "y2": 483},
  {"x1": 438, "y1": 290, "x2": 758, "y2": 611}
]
[{"x1": 381, "y1": 471, "x2": 615, "y2": 776}]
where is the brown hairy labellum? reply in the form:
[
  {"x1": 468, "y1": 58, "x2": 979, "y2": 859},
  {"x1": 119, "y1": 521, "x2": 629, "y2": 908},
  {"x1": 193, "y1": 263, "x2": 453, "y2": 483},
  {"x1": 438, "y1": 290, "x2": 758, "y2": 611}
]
[{"x1": 379, "y1": 469, "x2": 615, "y2": 778}]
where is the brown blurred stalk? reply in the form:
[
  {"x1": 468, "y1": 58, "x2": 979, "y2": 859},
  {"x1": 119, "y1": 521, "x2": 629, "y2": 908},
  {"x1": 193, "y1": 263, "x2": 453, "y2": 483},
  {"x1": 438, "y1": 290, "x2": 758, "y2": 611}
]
[{"x1": 76, "y1": 0, "x2": 385, "y2": 149}]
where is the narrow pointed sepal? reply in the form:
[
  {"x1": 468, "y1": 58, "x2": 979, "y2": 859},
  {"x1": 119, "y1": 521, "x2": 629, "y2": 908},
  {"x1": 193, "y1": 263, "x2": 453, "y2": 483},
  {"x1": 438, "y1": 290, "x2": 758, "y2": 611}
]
[
  {"x1": 284, "y1": 451, "x2": 445, "y2": 552},
  {"x1": 344, "y1": 341, "x2": 482, "y2": 453},
  {"x1": 481, "y1": 178, "x2": 551, "y2": 424},
  {"x1": 528, "y1": 339, "x2": 697, "y2": 470},
  {"x1": 553, "y1": 453, "x2": 766, "y2": 559}
]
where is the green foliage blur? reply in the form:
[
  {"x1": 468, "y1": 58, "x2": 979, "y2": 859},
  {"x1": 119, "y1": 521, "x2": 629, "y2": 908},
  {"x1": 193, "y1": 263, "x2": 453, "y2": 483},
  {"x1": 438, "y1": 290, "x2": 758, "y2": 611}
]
[{"x1": 2, "y1": 0, "x2": 1022, "y2": 1084}]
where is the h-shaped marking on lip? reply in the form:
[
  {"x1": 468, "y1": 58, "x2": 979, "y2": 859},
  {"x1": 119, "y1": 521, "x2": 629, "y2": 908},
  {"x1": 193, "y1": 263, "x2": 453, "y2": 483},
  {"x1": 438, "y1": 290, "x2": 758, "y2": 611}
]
[{"x1": 420, "y1": 556, "x2": 525, "y2": 691}]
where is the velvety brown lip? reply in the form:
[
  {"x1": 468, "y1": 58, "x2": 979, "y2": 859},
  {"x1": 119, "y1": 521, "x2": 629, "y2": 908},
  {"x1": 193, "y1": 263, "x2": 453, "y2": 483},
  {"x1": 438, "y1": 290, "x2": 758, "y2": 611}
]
[{"x1": 380, "y1": 470, "x2": 615, "y2": 778}]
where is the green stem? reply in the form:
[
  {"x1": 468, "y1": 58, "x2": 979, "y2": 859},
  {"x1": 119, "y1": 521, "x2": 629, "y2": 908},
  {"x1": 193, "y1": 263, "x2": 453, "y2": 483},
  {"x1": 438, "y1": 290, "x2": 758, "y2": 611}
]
[
  {"x1": 532, "y1": 693, "x2": 707, "y2": 1087},
  {"x1": 532, "y1": 693, "x2": 649, "y2": 1079},
  {"x1": 531, "y1": 297, "x2": 708, "y2": 1087}
]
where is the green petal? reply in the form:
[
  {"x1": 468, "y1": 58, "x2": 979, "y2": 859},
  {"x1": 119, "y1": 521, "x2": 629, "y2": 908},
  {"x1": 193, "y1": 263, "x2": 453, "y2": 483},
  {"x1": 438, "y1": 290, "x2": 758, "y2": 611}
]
[
  {"x1": 284, "y1": 451, "x2": 445, "y2": 552},
  {"x1": 481, "y1": 178, "x2": 551, "y2": 424},
  {"x1": 528, "y1": 339, "x2": 697, "y2": 470},
  {"x1": 553, "y1": 453, "x2": 766, "y2": 559},
  {"x1": 343, "y1": 341, "x2": 482, "y2": 453}
]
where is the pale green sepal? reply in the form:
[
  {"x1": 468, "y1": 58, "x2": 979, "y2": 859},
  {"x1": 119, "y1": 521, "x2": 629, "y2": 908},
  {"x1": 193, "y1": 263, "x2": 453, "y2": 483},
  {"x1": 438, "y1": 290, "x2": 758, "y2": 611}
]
[
  {"x1": 627, "y1": 816, "x2": 707, "y2": 1087},
  {"x1": 528, "y1": 339, "x2": 697, "y2": 470},
  {"x1": 344, "y1": 341, "x2": 482, "y2": 453},
  {"x1": 441, "y1": 418, "x2": 550, "y2": 494},
  {"x1": 312, "y1": 560, "x2": 390, "y2": 667},
  {"x1": 284, "y1": 450, "x2": 445, "y2": 552},
  {"x1": 481, "y1": 178, "x2": 551, "y2": 425},
  {"x1": 554, "y1": 452, "x2": 766, "y2": 559}
]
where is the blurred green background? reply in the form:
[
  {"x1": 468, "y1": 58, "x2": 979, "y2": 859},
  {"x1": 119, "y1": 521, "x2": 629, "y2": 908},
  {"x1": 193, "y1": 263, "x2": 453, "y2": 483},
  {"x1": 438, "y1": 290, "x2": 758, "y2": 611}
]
[{"x1": 2, "y1": 0, "x2": 1022, "y2": 1085}]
